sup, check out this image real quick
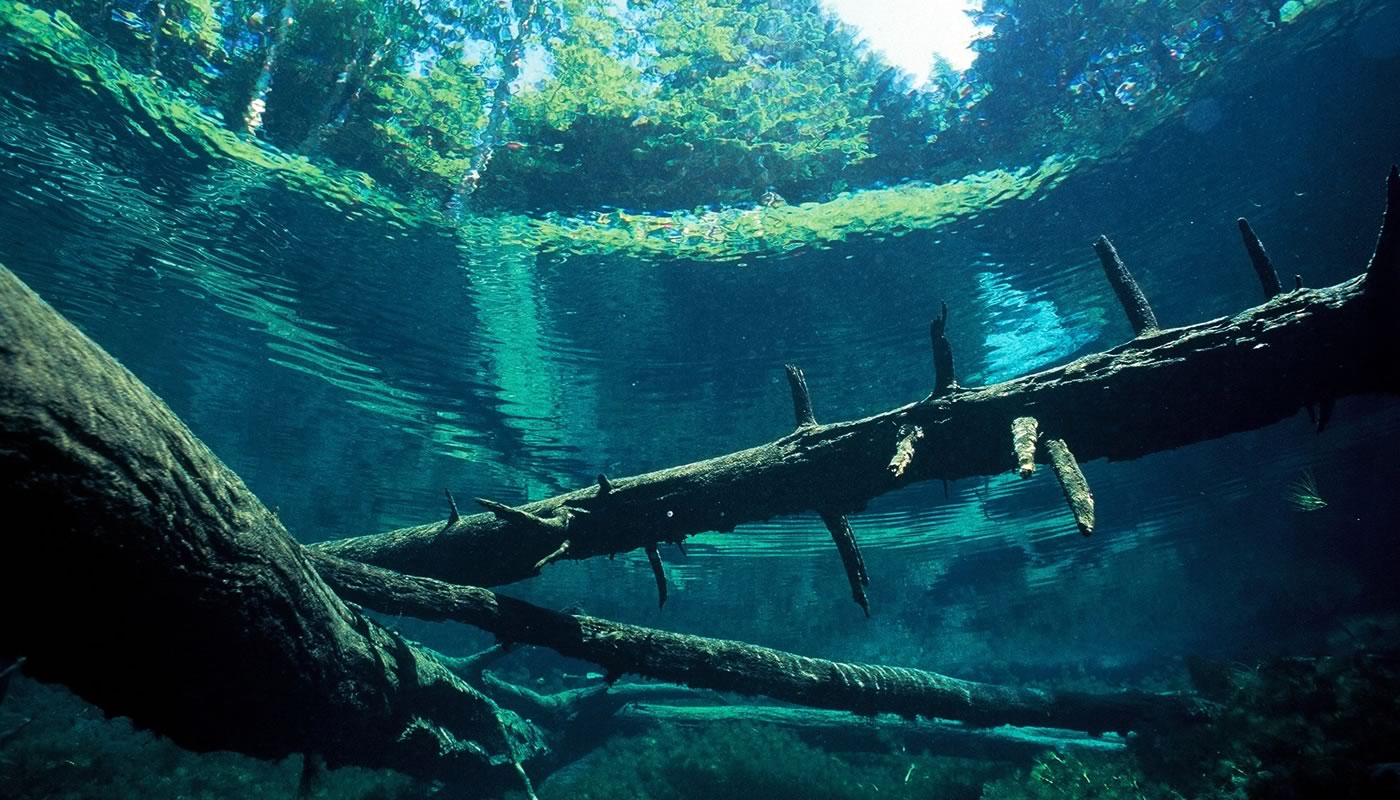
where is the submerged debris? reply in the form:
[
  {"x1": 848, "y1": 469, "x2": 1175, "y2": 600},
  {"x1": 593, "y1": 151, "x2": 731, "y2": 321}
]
[{"x1": 1286, "y1": 469, "x2": 1328, "y2": 512}]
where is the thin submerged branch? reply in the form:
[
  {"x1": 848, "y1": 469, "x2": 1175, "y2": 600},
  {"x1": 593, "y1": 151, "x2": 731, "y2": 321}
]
[{"x1": 309, "y1": 551, "x2": 1210, "y2": 734}]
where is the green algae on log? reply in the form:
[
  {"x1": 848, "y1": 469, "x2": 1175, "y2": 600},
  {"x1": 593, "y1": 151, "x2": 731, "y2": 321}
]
[
  {"x1": 0, "y1": 265, "x2": 543, "y2": 792},
  {"x1": 316, "y1": 168, "x2": 1400, "y2": 589}
]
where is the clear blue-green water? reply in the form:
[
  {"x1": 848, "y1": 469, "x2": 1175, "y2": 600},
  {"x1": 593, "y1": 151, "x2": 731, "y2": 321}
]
[{"x1": 3, "y1": 1, "x2": 1400, "y2": 798}]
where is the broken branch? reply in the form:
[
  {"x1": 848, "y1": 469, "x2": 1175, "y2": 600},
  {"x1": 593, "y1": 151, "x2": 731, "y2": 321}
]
[
  {"x1": 1045, "y1": 438, "x2": 1095, "y2": 537},
  {"x1": 820, "y1": 512, "x2": 870, "y2": 617},
  {"x1": 930, "y1": 301, "x2": 957, "y2": 396},
  {"x1": 533, "y1": 539, "x2": 572, "y2": 572},
  {"x1": 1011, "y1": 417, "x2": 1039, "y2": 479},
  {"x1": 1093, "y1": 235, "x2": 1160, "y2": 336},
  {"x1": 445, "y1": 489, "x2": 461, "y2": 526},
  {"x1": 1365, "y1": 164, "x2": 1400, "y2": 294},
  {"x1": 786, "y1": 364, "x2": 817, "y2": 428},
  {"x1": 887, "y1": 424, "x2": 924, "y2": 479},
  {"x1": 1237, "y1": 218, "x2": 1283, "y2": 299},
  {"x1": 478, "y1": 498, "x2": 564, "y2": 531},
  {"x1": 644, "y1": 543, "x2": 667, "y2": 609}
]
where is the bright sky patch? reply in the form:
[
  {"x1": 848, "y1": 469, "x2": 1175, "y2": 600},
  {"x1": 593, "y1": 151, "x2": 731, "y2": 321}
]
[{"x1": 822, "y1": 0, "x2": 985, "y2": 83}]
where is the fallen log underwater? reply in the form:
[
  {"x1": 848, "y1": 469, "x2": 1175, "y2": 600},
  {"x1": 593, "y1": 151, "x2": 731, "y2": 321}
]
[
  {"x1": 0, "y1": 267, "x2": 545, "y2": 796},
  {"x1": 314, "y1": 551, "x2": 1210, "y2": 734},
  {"x1": 315, "y1": 168, "x2": 1400, "y2": 612},
  {"x1": 441, "y1": 649, "x2": 1131, "y2": 766},
  {"x1": 0, "y1": 255, "x2": 1190, "y2": 795},
  {"x1": 463, "y1": 665, "x2": 1130, "y2": 764},
  {"x1": 0, "y1": 168, "x2": 1396, "y2": 793}
]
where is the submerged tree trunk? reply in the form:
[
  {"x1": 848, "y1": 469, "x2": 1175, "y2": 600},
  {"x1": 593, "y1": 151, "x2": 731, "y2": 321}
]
[
  {"x1": 610, "y1": 704, "x2": 1128, "y2": 762},
  {"x1": 310, "y1": 551, "x2": 1210, "y2": 735},
  {"x1": 471, "y1": 671, "x2": 1128, "y2": 772},
  {"x1": 314, "y1": 171, "x2": 1400, "y2": 591},
  {"x1": 0, "y1": 266, "x2": 541, "y2": 793}
]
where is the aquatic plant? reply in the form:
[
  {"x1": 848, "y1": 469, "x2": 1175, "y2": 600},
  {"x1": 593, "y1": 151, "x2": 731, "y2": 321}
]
[
  {"x1": 981, "y1": 751, "x2": 1185, "y2": 800},
  {"x1": 0, "y1": 678, "x2": 419, "y2": 800},
  {"x1": 1140, "y1": 653, "x2": 1400, "y2": 800},
  {"x1": 537, "y1": 722, "x2": 1009, "y2": 800},
  {"x1": 1285, "y1": 469, "x2": 1328, "y2": 512}
]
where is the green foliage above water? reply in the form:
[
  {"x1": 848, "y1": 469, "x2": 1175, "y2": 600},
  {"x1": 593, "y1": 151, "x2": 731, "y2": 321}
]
[
  {"x1": 0, "y1": 3, "x2": 427, "y2": 223},
  {"x1": 1, "y1": 0, "x2": 1364, "y2": 263},
  {"x1": 45, "y1": 0, "x2": 224, "y2": 90},
  {"x1": 479, "y1": 0, "x2": 894, "y2": 212},
  {"x1": 315, "y1": 55, "x2": 489, "y2": 207},
  {"x1": 0, "y1": 0, "x2": 1057, "y2": 218},
  {"x1": 0, "y1": 1, "x2": 1082, "y2": 261},
  {"x1": 526, "y1": 153, "x2": 1080, "y2": 260}
]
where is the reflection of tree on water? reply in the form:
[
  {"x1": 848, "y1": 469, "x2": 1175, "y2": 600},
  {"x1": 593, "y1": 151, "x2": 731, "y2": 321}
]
[{"x1": 19, "y1": 0, "x2": 1357, "y2": 223}]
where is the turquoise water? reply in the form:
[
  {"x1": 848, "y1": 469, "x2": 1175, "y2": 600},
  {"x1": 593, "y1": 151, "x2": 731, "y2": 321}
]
[{"x1": 3, "y1": 1, "x2": 1400, "y2": 798}]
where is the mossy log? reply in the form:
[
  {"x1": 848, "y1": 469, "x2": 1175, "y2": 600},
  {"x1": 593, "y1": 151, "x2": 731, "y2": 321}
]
[
  {"x1": 473, "y1": 672, "x2": 1126, "y2": 771},
  {"x1": 310, "y1": 551, "x2": 1211, "y2": 735},
  {"x1": 0, "y1": 267, "x2": 542, "y2": 792},
  {"x1": 315, "y1": 170, "x2": 1400, "y2": 589},
  {"x1": 611, "y1": 704, "x2": 1128, "y2": 761}
]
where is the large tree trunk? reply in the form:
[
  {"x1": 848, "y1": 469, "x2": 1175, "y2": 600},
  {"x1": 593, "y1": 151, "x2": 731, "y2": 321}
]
[
  {"x1": 313, "y1": 169, "x2": 1400, "y2": 593},
  {"x1": 0, "y1": 266, "x2": 541, "y2": 793}
]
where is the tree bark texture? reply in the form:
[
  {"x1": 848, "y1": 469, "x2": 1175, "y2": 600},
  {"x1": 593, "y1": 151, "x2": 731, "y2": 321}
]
[{"x1": 0, "y1": 266, "x2": 541, "y2": 790}]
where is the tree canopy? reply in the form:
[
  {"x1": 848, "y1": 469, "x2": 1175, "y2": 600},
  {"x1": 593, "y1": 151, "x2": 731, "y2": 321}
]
[{"x1": 17, "y1": 0, "x2": 1334, "y2": 224}]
